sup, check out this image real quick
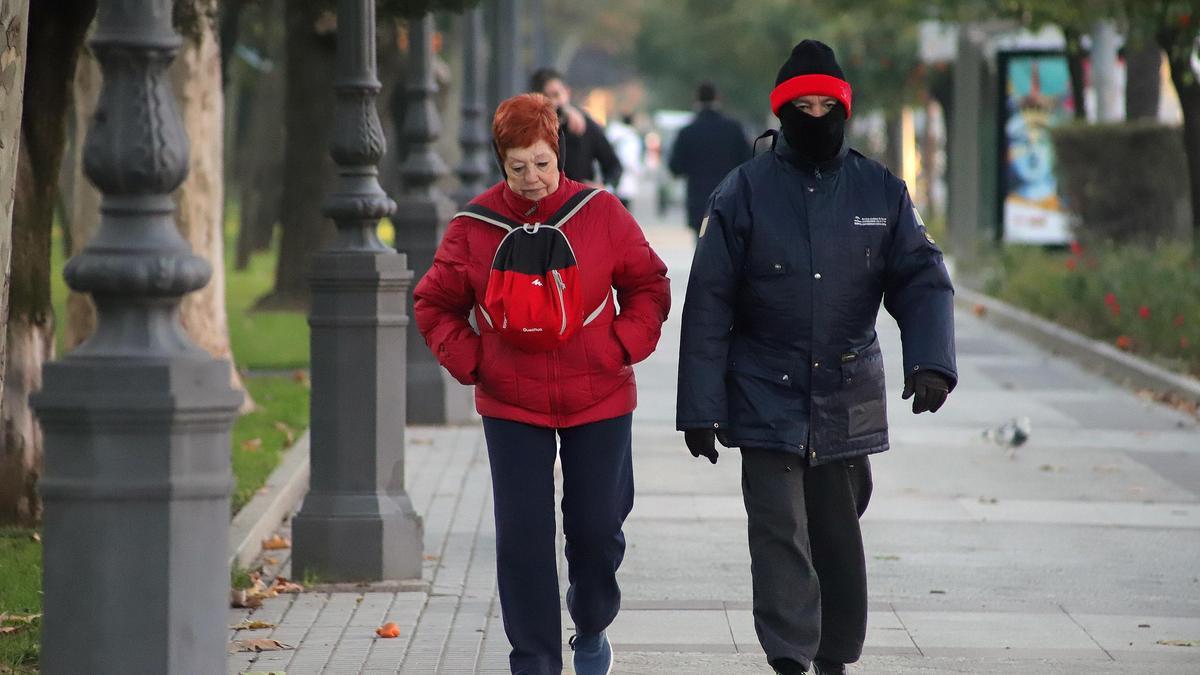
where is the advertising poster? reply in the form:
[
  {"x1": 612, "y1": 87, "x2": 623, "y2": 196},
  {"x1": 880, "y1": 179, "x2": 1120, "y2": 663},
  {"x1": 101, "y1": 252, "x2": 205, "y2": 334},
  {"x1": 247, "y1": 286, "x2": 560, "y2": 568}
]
[{"x1": 999, "y1": 51, "x2": 1073, "y2": 244}]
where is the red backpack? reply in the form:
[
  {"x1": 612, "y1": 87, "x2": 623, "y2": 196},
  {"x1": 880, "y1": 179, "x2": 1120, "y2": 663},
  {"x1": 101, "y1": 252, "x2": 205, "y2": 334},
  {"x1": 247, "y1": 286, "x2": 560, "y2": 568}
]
[{"x1": 456, "y1": 188, "x2": 607, "y2": 353}]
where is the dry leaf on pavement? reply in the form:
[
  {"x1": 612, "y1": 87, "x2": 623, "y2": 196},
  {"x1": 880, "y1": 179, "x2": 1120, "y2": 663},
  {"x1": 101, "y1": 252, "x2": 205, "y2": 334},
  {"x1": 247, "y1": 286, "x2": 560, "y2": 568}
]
[
  {"x1": 271, "y1": 577, "x2": 304, "y2": 593},
  {"x1": 376, "y1": 622, "x2": 400, "y2": 638},
  {"x1": 230, "y1": 620, "x2": 276, "y2": 631},
  {"x1": 262, "y1": 534, "x2": 291, "y2": 550},
  {"x1": 230, "y1": 589, "x2": 263, "y2": 609},
  {"x1": 1157, "y1": 639, "x2": 1199, "y2": 647},
  {"x1": 229, "y1": 638, "x2": 294, "y2": 653}
]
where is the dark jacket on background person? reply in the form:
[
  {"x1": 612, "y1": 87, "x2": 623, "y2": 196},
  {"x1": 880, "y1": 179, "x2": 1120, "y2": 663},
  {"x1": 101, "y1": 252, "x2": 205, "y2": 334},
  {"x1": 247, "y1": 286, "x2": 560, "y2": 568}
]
[
  {"x1": 669, "y1": 107, "x2": 751, "y2": 233},
  {"x1": 675, "y1": 131, "x2": 956, "y2": 465},
  {"x1": 561, "y1": 110, "x2": 623, "y2": 188}
]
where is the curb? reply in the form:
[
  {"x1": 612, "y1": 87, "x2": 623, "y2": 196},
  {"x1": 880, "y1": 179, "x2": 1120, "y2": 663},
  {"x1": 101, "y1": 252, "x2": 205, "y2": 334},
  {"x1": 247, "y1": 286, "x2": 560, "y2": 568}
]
[
  {"x1": 228, "y1": 429, "x2": 310, "y2": 570},
  {"x1": 956, "y1": 287, "x2": 1200, "y2": 407}
]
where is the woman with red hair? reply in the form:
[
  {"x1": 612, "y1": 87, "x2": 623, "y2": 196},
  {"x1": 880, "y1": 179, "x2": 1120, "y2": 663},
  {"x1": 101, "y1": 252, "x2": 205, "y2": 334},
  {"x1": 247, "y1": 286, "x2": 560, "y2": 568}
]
[{"x1": 414, "y1": 93, "x2": 670, "y2": 675}]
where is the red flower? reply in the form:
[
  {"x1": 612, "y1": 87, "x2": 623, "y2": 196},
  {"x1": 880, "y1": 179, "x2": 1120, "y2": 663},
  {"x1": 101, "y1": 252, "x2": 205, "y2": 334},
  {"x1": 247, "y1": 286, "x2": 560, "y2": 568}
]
[
  {"x1": 1105, "y1": 292, "x2": 1118, "y2": 306},
  {"x1": 1065, "y1": 258, "x2": 1078, "y2": 271},
  {"x1": 1175, "y1": 314, "x2": 1186, "y2": 327},
  {"x1": 1115, "y1": 335, "x2": 1133, "y2": 350},
  {"x1": 1138, "y1": 306, "x2": 1151, "y2": 320},
  {"x1": 1069, "y1": 240, "x2": 1083, "y2": 256},
  {"x1": 1179, "y1": 13, "x2": 1192, "y2": 28}
]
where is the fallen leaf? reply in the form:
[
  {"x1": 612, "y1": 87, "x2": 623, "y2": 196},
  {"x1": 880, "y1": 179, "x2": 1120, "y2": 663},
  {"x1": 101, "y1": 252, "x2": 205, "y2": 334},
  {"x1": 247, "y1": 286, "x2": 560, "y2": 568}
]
[
  {"x1": 971, "y1": 303, "x2": 987, "y2": 317},
  {"x1": 0, "y1": 626, "x2": 24, "y2": 635},
  {"x1": 230, "y1": 589, "x2": 263, "y2": 609},
  {"x1": 271, "y1": 577, "x2": 304, "y2": 593},
  {"x1": 1157, "y1": 639, "x2": 1199, "y2": 647},
  {"x1": 376, "y1": 622, "x2": 401, "y2": 638},
  {"x1": 292, "y1": 370, "x2": 310, "y2": 386},
  {"x1": 229, "y1": 638, "x2": 294, "y2": 653},
  {"x1": 262, "y1": 534, "x2": 291, "y2": 550},
  {"x1": 263, "y1": 556, "x2": 278, "y2": 566},
  {"x1": 423, "y1": 554, "x2": 440, "y2": 561},
  {"x1": 241, "y1": 438, "x2": 263, "y2": 452},
  {"x1": 231, "y1": 620, "x2": 276, "y2": 631},
  {"x1": 273, "y1": 421, "x2": 296, "y2": 446},
  {"x1": 31, "y1": 532, "x2": 40, "y2": 543}
]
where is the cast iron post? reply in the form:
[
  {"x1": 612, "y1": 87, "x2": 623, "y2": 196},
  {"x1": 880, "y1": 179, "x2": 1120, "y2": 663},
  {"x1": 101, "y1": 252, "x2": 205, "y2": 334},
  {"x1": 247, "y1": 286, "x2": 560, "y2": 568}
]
[
  {"x1": 291, "y1": 0, "x2": 424, "y2": 582},
  {"x1": 31, "y1": 1, "x2": 242, "y2": 671},
  {"x1": 455, "y1": 7, "x2": 490, "y2": 207},
  {"x1": 393, "y1": 12, "x2": 471, "y2": 423}
]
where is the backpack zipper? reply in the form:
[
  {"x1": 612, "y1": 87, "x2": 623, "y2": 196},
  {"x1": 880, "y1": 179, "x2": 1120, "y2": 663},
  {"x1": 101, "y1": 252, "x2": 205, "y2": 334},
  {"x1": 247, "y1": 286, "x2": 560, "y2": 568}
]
[{"x1": 550, "y1": 269, "x2": 568, "y2": 335}]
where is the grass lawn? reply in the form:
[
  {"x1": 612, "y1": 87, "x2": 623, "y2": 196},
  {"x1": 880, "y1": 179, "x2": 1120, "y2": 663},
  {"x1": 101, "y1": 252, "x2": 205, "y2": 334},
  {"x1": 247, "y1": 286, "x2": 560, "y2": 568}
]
[{"x1": 0, "y1": 529, "x2": 41, "y2": 673}]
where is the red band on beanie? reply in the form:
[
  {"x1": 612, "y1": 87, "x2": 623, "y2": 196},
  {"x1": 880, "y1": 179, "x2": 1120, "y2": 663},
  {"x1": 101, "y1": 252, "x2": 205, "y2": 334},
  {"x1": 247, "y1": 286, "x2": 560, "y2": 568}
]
[{"x1": 770, "y1": 74, "x2": 853, "y2": 117}]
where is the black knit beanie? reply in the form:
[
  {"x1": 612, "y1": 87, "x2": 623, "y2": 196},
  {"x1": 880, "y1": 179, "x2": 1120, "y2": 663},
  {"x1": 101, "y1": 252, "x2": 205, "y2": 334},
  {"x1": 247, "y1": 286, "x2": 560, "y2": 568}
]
[{"x1": 770, "y1": 40, "x2": 853, "y2": 117}]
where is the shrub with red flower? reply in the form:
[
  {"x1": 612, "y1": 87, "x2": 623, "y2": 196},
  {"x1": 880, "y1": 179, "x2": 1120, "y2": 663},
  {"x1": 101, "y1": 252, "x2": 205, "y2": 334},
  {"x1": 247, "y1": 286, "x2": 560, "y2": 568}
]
[
  {"x1": 1138, "y1": 305, "x2": 1151, "y2": 320},
  {"x1": 1069, "y1": 240, "x2": 1084, "y2": 256},
  {"x1": 1065, "y1": 258, "x2": 1078, "y2": 271},
  {"x1": 1115, "y1": 335, "x2": 1134, "y2": 351}
]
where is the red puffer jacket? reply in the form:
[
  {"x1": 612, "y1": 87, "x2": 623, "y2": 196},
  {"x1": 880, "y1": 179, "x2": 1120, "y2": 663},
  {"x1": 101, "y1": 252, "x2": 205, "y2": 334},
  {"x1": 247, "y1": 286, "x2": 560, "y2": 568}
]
[{"x1": 414, "y1": 177, "x2": 671, "y2": 428}]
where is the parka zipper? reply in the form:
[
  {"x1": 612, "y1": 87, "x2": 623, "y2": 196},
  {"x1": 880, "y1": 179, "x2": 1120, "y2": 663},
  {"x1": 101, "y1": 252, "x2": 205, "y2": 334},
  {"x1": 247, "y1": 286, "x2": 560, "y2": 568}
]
[
  {"x1": 866, "y1": 246, "x2": 871, "y2": 270},
  {"x1": 551, "y1": 269, "x2": 568, "y2": 335}
]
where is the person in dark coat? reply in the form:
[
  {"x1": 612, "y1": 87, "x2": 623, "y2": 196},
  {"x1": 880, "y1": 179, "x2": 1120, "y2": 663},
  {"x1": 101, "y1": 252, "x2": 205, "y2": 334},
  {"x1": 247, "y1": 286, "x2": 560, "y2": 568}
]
[
  {"x1": 530, "y1": 67, "x2": 623, "y2": 190},
  {"x1": 668, "y1": 82, "x2": 751, "y2": 236},
  {"x1": 675, "y1": 40, "x2": 957, "y2": 675}
]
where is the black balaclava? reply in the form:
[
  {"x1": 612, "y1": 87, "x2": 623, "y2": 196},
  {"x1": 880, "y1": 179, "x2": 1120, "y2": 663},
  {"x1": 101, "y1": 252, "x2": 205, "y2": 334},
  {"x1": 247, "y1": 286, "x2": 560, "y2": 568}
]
[{"x1": 770, "y1": 40, "x2": 853, "y2": 164}]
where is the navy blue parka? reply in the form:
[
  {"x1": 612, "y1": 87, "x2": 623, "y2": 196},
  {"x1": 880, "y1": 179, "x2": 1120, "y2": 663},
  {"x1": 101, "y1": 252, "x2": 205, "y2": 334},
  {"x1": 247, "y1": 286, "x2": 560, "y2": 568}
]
[{"x1": 676, "y1": 132, "x2": 956, "y2": 465}]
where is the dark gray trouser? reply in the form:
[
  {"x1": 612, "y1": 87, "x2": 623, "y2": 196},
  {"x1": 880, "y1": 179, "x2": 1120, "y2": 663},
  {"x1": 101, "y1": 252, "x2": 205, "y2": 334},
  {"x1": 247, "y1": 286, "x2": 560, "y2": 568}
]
[{"x1": 740, "y1": 448, "x2": 874, "y2": 670}]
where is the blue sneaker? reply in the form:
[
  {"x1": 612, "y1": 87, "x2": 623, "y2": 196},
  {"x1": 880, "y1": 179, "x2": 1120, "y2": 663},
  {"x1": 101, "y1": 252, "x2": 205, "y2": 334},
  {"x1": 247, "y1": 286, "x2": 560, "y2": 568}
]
[{"x1": 570, "y1": 632, "x2": 613, "y2": 675}]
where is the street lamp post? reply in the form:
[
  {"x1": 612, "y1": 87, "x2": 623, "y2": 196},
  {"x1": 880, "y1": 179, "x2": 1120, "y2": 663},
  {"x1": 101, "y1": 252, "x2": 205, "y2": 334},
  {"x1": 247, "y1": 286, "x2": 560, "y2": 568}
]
[
  {"x1": 291, "y1": 0, "x2": 424, "y2": 582},
  {"x1": 31, "y1": 0, "x2": 241, "y2": 672}
]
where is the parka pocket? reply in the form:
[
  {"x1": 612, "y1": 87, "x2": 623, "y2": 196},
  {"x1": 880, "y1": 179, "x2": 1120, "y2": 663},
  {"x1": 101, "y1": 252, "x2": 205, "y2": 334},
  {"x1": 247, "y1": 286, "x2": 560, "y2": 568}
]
[
  {"x1": 840, "y1": 339, "x2": 887, "y2": 437},
  {"x1": 727, "y1": 351, "x2": 806, "y2": 436}
]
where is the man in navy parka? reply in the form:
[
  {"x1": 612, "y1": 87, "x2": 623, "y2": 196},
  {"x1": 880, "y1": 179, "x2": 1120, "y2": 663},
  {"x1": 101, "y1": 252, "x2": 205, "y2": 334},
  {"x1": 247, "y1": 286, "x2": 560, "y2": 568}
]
[{"x1": 676, "y1": 40, "x2": 957, "y2": 675}]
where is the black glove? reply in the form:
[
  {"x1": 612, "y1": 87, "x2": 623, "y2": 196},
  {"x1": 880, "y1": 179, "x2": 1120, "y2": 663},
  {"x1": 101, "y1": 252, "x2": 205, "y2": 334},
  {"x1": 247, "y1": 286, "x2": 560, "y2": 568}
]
[
  {"x1": 902, "y1": 370, "x2": 951, "y2": 414},
  {"x1": 684, "y1": 429, "x2": 719, "y2": 464}
]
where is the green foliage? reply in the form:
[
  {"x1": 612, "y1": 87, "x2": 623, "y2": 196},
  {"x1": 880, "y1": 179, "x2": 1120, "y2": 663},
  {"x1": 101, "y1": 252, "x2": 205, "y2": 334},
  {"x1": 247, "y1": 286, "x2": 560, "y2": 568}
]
[
  {"x1": 634, "y1": 0, "x2": 930, "y2": 124},
  {"x1": 232, "y1": 375, "x2": 310, "y2": 513},
  {"x1": 984, "y1": 243, "x2": 1200, "y2": 374},
  {"x1": 0, "y1": 529, "x2": 42, "y2": 672}
]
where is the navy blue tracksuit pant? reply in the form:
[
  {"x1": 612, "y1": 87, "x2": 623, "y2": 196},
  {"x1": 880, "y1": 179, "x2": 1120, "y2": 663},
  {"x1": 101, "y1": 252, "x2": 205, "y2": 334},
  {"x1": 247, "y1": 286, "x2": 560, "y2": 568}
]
[{"x1": 482, "y1": 414, "x2": 634, "y2": 675}]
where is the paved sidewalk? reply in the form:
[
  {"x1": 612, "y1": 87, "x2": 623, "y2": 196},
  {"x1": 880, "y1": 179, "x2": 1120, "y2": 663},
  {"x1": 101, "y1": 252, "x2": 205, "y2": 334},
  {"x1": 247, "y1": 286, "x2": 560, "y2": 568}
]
[{"x1": 230, "y1": 207, "x2": 1200, "y2": 674}]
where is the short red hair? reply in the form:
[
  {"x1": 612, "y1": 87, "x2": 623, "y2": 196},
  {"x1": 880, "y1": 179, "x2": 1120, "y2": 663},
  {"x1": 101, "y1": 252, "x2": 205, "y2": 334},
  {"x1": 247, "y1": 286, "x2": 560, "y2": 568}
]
[{"x1": 493, "y1": 93, "x2": 559, "y2": 160}]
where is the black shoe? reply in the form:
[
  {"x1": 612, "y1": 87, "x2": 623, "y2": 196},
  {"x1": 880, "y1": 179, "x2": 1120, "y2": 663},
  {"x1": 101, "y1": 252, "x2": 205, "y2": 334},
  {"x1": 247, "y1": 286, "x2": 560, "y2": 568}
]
[
  {"x1": 770, "y1": 657, "x2": 808, "y2": 675},
  {"x1": 813, "y1": 659, "x2": 846, "y2": 674}
]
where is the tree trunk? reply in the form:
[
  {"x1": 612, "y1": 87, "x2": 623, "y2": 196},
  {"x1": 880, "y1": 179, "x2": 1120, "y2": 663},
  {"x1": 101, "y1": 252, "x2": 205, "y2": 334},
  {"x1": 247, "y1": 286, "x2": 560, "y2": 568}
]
[
  {"x1": 1125, "y1": 42, "x2": 1162, "y2": 121},
  {"x1": 0, "y1": 0, "x2": 31, "y2": 406},
  {"x1": 171, "y1": 0, "x2": 252, "y2": 410},
  {"x1": 256, "y1": 0, "x2": 337, "y2": 310},
  {"x1": 234, "y1": 0, "x2": 285, "y2": 271},
  {"x1": 1064, "y1": 28, "x2": 1088, "y2": 121},
  {"x1": 1164, "y1": 47, "x2": 1200, "y2": 257},
  {"x1": 0, "y1": 0, "x2": 96, "y2": 526},
  {"x1": 64, "y1": 45, "x2": 101, "y2": 352}
]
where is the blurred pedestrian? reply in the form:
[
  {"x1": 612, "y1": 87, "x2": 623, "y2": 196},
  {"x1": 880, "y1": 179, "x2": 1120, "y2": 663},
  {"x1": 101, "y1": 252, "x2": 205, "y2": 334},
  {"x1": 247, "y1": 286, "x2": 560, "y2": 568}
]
[
  {"x1": 668, "y1": 82, "x2": 751, "y2": 237},
  {"x1": 415, "y1": 93, "x2": 670, "y2": 675},
  {"x1": 606, "y1": 113, "x2": 644, "y2": 209},
  {"x1": 530, "y1": 67, "x2": 624, "y2": 190},
  {"x1": 675, "y1": 40, "x2": 957, "y2": 675}
]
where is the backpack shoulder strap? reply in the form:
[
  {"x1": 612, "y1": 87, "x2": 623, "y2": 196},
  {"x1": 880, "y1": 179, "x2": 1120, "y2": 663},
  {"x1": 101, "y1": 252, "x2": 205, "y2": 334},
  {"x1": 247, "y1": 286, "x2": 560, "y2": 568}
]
[
  {"x1": 545, "y1": 188, "x2": 601, "y2": 229},
  {"x1": 455, "y1": 203, "x2": 518, "y2": 231}
]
